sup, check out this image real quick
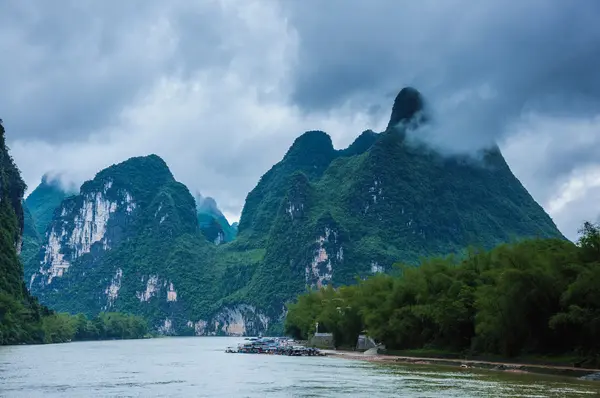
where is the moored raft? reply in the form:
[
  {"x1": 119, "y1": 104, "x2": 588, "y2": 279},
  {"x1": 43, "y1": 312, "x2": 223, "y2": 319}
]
[{"x1": 225, "y1": 337, "x2": 325, "y2": 356}]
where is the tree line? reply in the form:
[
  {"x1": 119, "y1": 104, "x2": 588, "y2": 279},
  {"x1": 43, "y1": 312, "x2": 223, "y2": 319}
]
[
  {"x1": 285, "y1": 222, "x2": 600, "y2": 366},
  {"x1": 41, "y1": 312, "x2": 149, "y2": 344},
  {"x1": 0, "y1": 300, "x2": 149, "y2": 345}
]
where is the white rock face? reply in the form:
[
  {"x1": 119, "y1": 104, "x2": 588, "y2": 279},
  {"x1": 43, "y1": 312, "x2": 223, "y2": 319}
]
[
  {"x1": 16, "y1": 236, "x2": 22, "y2": 255},
  {"x1": 135, "y1": 276, "x2": 177, "y2": 303},
  {"x1": 306, "y1": 227, "x2": 337, "y2": 288},
  {"x1": 104, "y1": 268, "x2": 123, "y2": 309},
  {"x1": 370, "y1": 261, "x2": 384, "y2": 274},
  {"x1": 211, "y1": 305, "x2": 270, "y2": 336},
  {"x1": 158, "y1": 318, "x2": 174, "y2": 335},
  {"x1": 42, "y1": 228, "x2": 70, "y2": 284},
  {"x1": 167, "y1": 282, "x2": 177, "y2": 302},
  {"x1": 37, "y1": 180, "x2": 136, "y2": 284},
  {"x1": 336, "y1": 246, "x2": 344, "y2": 260},
  {"x1": 286, "y1": 202, "x2": 304, "y2": 219},
  {"x1": 187, "y1": 320, "x2": 208, "y2": 335},
  {"x1": 369, "y1": 179, "x2": 383, "y2": 204},
  {"x1": 137, "y1": 275, "x2": 159, "y2": 302}
]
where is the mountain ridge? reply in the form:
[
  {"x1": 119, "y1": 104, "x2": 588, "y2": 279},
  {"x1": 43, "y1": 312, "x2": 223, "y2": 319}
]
[{"x1": 27, "y1": 87, "x2": 564, "y2": 335}]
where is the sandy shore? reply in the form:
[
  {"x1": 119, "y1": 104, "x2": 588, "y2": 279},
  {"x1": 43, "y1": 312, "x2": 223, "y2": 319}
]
[{"x1": 323, "y1": 350, "x2": 600, "y2": 380}]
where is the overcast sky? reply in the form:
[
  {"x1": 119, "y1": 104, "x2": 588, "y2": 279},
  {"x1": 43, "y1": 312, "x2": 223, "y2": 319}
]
[{"x1": 2, "y1": 0, "x2": 600, "y2": 240}]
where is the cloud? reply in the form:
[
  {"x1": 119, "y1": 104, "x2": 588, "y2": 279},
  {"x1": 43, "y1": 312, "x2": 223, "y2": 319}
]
[
  {"x1": 3, "y1": 0, "x2": 600, "y2": 238},
  {"x1": 4, "y1": 0, "x2": 381, "y2": 221}
]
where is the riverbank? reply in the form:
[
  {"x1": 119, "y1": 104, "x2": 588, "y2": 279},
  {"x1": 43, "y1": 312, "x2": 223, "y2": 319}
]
[{"x1": 324, "y1": 350, "x2": 600, "y2": 381}]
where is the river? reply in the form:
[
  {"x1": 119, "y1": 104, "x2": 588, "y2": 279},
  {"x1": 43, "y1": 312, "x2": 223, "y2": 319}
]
[{"x1": 0, "y1": 337, "x2": 597, "y2": 397}]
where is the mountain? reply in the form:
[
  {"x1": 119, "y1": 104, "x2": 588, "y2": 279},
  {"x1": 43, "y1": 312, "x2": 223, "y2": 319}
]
[
  {"x1": 25, "y1": 175, "x2": 73, "y2": 236},
  {"x1": 27, "y1": 155, "x2": 202, "y2": 331},
  {"x1": 27, "y1": 154, "x2": 269, "y2": 335},
  {"x1": 29, "y1": 87, "x2": 564, "y2": 336},
  {"x1": 196, "y1": 194, "x2": 237, "y2": 244},
  {"x1": 227, "y1": 86, "x2": 564, "y2": 324}
]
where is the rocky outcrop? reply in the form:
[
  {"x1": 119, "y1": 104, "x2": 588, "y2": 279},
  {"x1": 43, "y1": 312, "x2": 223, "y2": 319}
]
[
  {"x1": 185, "y1": 305, "x2": 270, "y2": 336},
  {"x1": 31, "y1": 179, "x2": 136, "y2": 287}
]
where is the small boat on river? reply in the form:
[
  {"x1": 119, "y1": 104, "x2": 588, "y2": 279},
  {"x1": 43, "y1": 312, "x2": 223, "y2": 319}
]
[{"x1": 225, "y1": 337, "x2": 325, "y2": 356}]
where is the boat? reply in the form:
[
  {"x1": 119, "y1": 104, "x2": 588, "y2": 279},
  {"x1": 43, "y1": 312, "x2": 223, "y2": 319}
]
[{"x1": 224, "y1": 338, "x2": 325, "y2": 356}]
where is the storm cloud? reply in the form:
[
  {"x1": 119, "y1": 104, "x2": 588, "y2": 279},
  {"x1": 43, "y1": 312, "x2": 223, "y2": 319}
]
[{"x1": 2, "y1": 0, "x2": 600, "y2": 239}]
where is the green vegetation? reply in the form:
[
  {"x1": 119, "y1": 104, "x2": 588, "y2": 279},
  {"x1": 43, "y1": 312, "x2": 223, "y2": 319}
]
[
  {"x1": 42, "y1": 312, "x2": 148, "y2": 343},
  {"x1": 20, "y1": 203, "x2": 41, "y2": 273},
  {"x1": 0, "y1": 121, "x2": 148, "y2": 346},
  {"x1": 285, "y1": 222, "x2": 600, "y2": 367}
]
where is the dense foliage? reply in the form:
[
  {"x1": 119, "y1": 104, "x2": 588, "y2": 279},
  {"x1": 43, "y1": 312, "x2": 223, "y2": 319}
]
[
  {"x1": 0, "y1": 120, "x2": 42, "y2": 344},
  {"x1": 20, "y1": 203, "x2": 41, "y2": 274},
  {"x1": 42, "y1": 312, "x2": 148, "y2": 343},
  {"x1": 285, "y1": 222, "x2": 600, "y2": 365},
  {"x1": 0, "y1": 122, "x2": 148, "y2": 345}
]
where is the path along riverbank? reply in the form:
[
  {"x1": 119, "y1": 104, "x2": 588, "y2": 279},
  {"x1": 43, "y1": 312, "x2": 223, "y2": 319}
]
[{"x1": 323, "y1": 350, "x2": 600, "y2": 381}]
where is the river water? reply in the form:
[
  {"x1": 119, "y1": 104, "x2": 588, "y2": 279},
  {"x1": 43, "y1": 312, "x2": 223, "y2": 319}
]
[{"x1": 0, "y1": 337, "x2": 598, "y2": 397}]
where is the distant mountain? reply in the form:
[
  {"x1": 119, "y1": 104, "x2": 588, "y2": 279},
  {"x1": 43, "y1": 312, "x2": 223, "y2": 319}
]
[
  {"x1": 21, "y1": 176, "x2": 73, "y2": 282},
  {"x1": 25, "y1": 175, "x2": 73, "y2": 236},
  {"x1": 196, "y1": 194, "x2": 237, "y2": 244},
  {"x1": 28, "y1": 87, "x2": 564, "y2": 336}
]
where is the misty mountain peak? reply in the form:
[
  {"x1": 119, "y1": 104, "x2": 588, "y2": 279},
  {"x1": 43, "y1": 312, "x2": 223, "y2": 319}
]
[
  {"x1": 387, "y1": 87, "x2": 425, "y2": 130},
  {"x1": 196, "y1": 195, "x2": 219, "y2": 214}
]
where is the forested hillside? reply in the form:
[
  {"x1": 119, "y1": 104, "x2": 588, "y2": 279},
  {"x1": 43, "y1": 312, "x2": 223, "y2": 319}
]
[
  {"x1": 285, "y1": 222, "x2": 600, "y2": 366},
  {"x1": 0, "y1": 120, "x2": 147, "y2": 345}
]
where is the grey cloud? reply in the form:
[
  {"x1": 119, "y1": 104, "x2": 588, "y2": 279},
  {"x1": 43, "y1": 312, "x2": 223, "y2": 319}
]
[
  {"x1": 0, "y1": 0, "x2": 243, "y2": 142},
  {"x1": 3, "y1": 0, "x2": 600, "y2": 240},
  {"x1": 295, "y1": 7, "x2": 595, "y2": 109},
  {"x1": 285, "y1": 0, "x2": 600, "y2": 137},
  {"x1": 281, "y1": 0, "x2": 600, "y2": 238}
]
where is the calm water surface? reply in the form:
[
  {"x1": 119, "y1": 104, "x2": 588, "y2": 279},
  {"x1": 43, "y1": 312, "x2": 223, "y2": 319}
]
[{"x1": 0, "y1": 337, "x2": 598, "y2": 397}]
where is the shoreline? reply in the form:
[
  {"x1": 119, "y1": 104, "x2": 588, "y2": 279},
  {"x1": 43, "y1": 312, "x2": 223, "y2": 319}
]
[{"x1": 324, "y1": 350, "x2": 600, "y2": 381}]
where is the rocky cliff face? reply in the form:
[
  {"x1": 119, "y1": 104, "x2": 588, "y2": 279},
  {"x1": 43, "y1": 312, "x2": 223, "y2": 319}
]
[
  {"x1": 31, "y1": 178, "x2": 136, "y2": 287},
  {"x1": 28, "y1": 156, "x2": 197, "y2": 329}
]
